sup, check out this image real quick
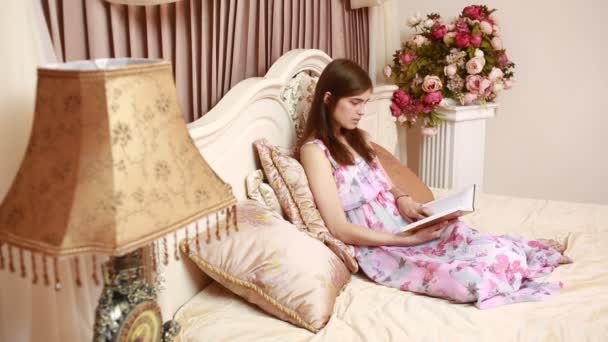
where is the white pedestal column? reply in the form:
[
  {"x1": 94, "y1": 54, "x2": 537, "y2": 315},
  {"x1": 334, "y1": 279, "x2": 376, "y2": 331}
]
[{"x1": 419, "y1": 102, "x2": 498, "y2": 191}]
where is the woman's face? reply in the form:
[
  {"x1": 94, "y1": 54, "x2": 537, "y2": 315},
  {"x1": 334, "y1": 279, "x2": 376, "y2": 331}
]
[{"x1": 330, "y1": 90, "x2": 371, "y2": 131}]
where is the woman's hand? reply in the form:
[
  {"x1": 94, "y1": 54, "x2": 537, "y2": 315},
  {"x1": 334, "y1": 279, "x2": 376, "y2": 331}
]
[
  {"x1": 396, "y1": 219, "x2": 456, "y2": 245},
  {"x1": 396, "y1": 196, "x2": 433, "y2": 222}
]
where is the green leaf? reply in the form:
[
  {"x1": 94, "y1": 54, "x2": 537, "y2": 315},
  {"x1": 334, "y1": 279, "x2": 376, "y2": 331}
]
[
  {"x1": 472, "y1": 24, "x2": 481, "y2": 35},
  {"x1": 467, "y1": 46, "x2": 476, "y2": 58}
]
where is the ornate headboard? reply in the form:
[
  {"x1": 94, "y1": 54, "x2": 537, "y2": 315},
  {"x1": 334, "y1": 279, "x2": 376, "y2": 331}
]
[{"x1": 157, "y1": 49, "x2": 399, "y2": 320}]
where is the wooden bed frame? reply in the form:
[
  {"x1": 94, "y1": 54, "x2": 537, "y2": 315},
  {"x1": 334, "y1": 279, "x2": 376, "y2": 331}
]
[{"x1": 157, "y1": 49, "x2": 399, "y2": 320}]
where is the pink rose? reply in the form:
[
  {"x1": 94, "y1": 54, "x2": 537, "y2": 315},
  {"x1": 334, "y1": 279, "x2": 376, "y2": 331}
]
[
  {"x1": 491, "y1": 37, "x2": 503, "y2": 50},
  {"x1": 455, "y1": 32, "x2": 471, "y2": 48},
  {"x1": 465, "y1": 57, "x2": 485, "y2": 75},
  {"x1": 462, "y1": 92, "x2": 478, "y2": 105},
  {"x1": 504, "y1": 79, "x2": 514, "y2": 89},
  {"x1": 465, "y1": 75, "x2": 483, "y2": 93},
  {"x1": 421, "y1": 75, "x2": 443, "y2": 93},
  {"x1": 423, "y1": 91, "x2": 443, "y2": 106},
  {"x1": 390, "y1": 102, "x2": 401, "y2": 117},
  {"x1": 497, "y1": 53, "x2": 510, "y2": 68},
  {"x1": 393, "y1": 89, "x2": 411, "y2": 108},
  {"x1": 480, "y1": 21, "x2": 493, "y2": 35},
  {"x1": 431, "y1": 24, "x2": 448, "y2": 40},
  {"x1": 470, "y1": 34, "x2": 482, "y2": 48},
  {"x1": 463, "y1": 5, "x2": 483, "y2": 20},
  {"x1": 444, "y1": 64, "x2": 458, "y2": 77},
  {"x1": 400, "y1": 53, "x2": 415, "y2": 65},
  {"x1": 455, "y1": 19, "x2": 470, "y2": 34},
  {"x1": 479, "y1": 78, "x2": 492, "y2": 95},
  {"x1": 421, "y1": 126, "x2": 438, "y2": 136}
]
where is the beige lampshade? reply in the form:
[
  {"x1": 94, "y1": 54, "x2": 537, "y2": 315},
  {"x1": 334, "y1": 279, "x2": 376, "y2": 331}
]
[{"x1": 0, "y1": 58, "x2": 236, "y2": 256}]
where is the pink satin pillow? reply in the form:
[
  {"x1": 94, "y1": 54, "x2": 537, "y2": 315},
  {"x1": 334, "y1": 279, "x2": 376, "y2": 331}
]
[{"x1": 182, "y1": 200, "x2": 351, "y2": 332}]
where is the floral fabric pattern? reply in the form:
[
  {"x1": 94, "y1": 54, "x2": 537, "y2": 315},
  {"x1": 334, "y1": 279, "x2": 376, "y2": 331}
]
[
  {"x1": 308, "y1": 139, "x2": 564, "y2": 308},
  {"x1": 254, "y1": 139, "x2": 305, "y2": 229}
]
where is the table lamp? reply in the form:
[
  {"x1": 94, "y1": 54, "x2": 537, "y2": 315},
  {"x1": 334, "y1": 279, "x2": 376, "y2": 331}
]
[{"x1": 0, "y1": 58, "x2": 237, "y2": 341}]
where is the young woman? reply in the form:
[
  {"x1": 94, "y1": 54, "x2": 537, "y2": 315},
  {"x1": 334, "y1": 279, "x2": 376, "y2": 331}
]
[{"x1": 298, "y1": 59, "x2": 571, "y2": 308}]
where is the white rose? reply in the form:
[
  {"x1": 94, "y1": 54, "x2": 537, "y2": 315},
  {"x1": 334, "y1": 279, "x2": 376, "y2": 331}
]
[
  {"x1": 492, "y1": 25, "x2": 500, "y2": 36},
  {"x1": 504, "y1": 79, "x2": 514, "y2": 89},
  {"x1": 443, "y1": 32, "x2": 456, "y2": 45},
  {"x1": 424, "y1": 19, "x2": 435, "y2": 28},
  {"x1": 491, "y1": 37, "x2": 503, "y2": 50},
  {"x1": 444, "y1": 64, "x2": 458, "y2": 77},
  {"x1": 480, "y1": 21, "x2": 493, "y2": 35},
  {"x1": 383, "y1": 65, "x2": 392, "y2": 78},
  {"x1": 488, "y1": 67, "x2": 504, "y2": 81},
  {"x1": 398, "y1": 115, "x2": 409, "y2": 124},
  {"x1": 409, "y1": 11, "x2": 423, "y2": 25},
  {"x1": 474, "y1": 49, "x2": 485, "y2": 58},
  {"x1": 493, "y1": 82, "x2": 504, "y2": 93},
  {"x1": 413, "y1": 35, "x2": 428, "y2": 47},
  {"x1": 447, "y1": 23, "x2": 456, "y2": 31},
  {"x1": 489, "y1": 12, "x2": 499, "y2": 24},
  {"x1": 465, "y1": 57, "x2": 485, "y2": 75}
]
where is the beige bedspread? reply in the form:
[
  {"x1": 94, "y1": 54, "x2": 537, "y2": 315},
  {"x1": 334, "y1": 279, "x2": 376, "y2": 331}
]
[{"x1": 175, "y1": 190, "x2": 608, "y2": 341}]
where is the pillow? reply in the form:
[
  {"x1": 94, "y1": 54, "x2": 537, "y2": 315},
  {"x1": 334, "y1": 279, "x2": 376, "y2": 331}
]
[
  {"x1": 181, "y1": 200, "x2": 351, "y2": 332},
  {"x1": 255, "y1": 139, "x2": 359, "y2": 273},
  {"x1": 254, "y1": 140, "x2": 305, "y2": 229},
  {"x1": 372, "y1": 142, "x2": 434, "y2": 203},
  {"x1": 281, "y1": 71, "x2": 318, "y2": 142},
  {"x1": 245, "y1": 169, "x2": 283, "y2": 215}
]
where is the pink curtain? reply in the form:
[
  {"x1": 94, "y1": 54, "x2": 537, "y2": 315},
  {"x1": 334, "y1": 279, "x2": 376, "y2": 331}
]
[{"x1": 40, "y1": 0, "x2": 369, "y2": 122}]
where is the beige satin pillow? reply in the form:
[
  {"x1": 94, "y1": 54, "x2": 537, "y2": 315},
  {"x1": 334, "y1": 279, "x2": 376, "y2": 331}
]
[
  {"x1": 245, "y1": 169, "x2": 283, "y2": 215},
  {"x1": 182, "y1": 200, "x2": 350, "y2": 332},
  {"x1": 254, "y1": 138, "x2": 359, "y2": 273}
]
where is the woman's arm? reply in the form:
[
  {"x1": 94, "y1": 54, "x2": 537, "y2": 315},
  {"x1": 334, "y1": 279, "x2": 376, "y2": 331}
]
[
  {"x1": 361, "y1": 131, "x2": 432, "y2": 221},
  {"x1": 300, "y1": 143, "x2": 441, "y2": 247}
]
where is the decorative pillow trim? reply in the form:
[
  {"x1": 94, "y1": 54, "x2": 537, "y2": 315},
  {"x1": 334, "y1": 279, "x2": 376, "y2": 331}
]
[
  {"x1": 270, "y1": 148, "x2": 315, "y2": 231},
  {"x1": 270, "y1": 148, "x2": 359, "y2": 273},
  {"x1": 180, "y1": 241, "x2": 319, "y2": 333}
]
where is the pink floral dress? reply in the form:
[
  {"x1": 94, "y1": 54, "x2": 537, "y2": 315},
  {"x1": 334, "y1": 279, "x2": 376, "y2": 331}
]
[{"x1": 308, "y1": 139, "x2": 564, "y2": 308}]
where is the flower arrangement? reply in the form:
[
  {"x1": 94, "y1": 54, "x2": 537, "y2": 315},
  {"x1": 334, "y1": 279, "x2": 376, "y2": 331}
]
[{"x1": 386, "y1": 5, "x2": 515, "y2": 133}]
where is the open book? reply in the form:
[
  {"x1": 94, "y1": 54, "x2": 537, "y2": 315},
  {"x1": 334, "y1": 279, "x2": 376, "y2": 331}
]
[{"x1": 400, "y1": 184, "x2": 476, "y2": 233}]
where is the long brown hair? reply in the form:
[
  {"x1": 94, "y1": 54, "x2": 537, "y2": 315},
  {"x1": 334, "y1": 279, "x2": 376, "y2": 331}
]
[{"x1": 297, "y1": 59, "x2": 374, "y2": 165}]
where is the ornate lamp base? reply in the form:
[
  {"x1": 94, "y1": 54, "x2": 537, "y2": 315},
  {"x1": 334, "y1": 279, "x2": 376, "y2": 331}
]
[{"x1": 93, "y1": 251, "x2": 180, "y2": 342}]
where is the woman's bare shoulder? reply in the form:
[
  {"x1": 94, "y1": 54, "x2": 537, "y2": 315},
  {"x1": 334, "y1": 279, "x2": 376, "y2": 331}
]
[{"x1": 300, "y1": 139, "x2": 323, "y2": 156}]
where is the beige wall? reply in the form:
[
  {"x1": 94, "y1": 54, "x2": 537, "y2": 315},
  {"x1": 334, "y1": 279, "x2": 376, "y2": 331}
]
[
  {"x1": 394, "y1": 0, "x2": 608, "y2": 204},
  {"x1": 0, "y1": 1, "x2": 55, "y2": 203}
]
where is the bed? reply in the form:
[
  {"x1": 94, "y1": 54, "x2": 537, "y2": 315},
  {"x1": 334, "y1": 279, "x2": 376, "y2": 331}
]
[{"x1": 157, "y1": 49, "x2": 608, "y2": 341}]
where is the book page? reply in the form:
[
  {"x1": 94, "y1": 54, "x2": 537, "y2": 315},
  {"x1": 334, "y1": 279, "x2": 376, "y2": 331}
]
[
  {"x1": 423, "y1": 185, "x2": 476, "y2": 214},
  {"x1": 399, "y1": 184, "x2": 476, "y2": 233}
]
